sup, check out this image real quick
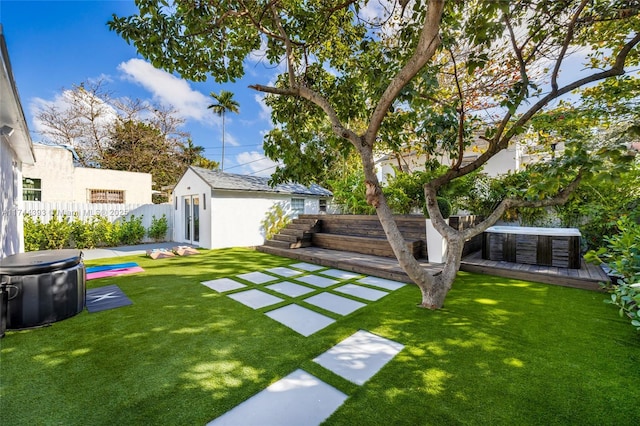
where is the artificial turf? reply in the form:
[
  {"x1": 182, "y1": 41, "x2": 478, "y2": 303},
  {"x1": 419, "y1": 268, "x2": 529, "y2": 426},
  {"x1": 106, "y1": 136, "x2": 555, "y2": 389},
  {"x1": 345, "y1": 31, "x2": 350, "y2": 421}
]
[{"x1": 1, "y1": 247, "x2": 638, "y2": 425}]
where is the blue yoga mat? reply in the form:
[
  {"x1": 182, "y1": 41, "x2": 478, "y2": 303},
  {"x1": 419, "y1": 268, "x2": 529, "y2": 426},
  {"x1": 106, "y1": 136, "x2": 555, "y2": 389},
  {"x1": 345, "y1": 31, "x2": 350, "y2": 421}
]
[{"x1": 85, "y1": 262, "x2": 139, "y2": 274}]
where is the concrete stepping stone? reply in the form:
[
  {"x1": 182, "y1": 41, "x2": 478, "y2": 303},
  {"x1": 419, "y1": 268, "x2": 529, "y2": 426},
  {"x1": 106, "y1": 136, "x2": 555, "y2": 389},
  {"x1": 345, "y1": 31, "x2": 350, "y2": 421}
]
[
  {"x1": 304, "y1": 293, "x2": 366, "y2": 316},
  {"x1": 266, "y1": 304, "x2": 335, "y2": 336},
  {"x1": 357, "y1": 276, "x2": 406, "y2": 291},
  {"x1": 313, "y1": 330, "x2": 404, "y2": 385},
  {"x1": 296, "y1": 274, "x2": 339, "y2": 288},
  {"x1": 290, "y1": 262, "x2": 324, "y2": 272},
  {"x1": 334, "y1": 284, "x2": 389, "y2": 301},
  {"x1": 236, "y1": 271, "x2": 278, "y2": 284},
  {"x1": 201, "y1": 278, "x2": 246, "y2": 293},
  {"x1": 266, "y1": 266, "x2": 303, "y2": 278},
  {"x1": 207, "y1": 369, "x2": 347, "y2": 426},
  {"x1": 265, "y1": 281, "x2": 315, "y2": 297},
  {"x1": 228, "y1": 289, "x2": 283, "y2": 309},
  {"x1": 319, "y1": 268, "x2": 361, "y2": 280}
]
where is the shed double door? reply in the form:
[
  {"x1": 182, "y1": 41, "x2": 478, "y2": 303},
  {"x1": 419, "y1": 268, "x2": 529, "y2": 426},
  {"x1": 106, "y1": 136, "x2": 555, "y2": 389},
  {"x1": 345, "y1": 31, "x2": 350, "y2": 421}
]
[{"x1": 183, "y1": 195, "x2": 200, "y2": 244}]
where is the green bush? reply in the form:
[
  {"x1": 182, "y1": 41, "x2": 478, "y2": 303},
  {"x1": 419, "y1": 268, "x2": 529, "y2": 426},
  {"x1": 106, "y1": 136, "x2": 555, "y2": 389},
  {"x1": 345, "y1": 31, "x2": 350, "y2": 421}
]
[
  {"x1": 42, "y1": 211, "x2": 72, "y2": 250},
  {"x1": 23, "y1": 214, "x2": 45, "y2": 251},
  {"x1": 423, "y1": 196, "x2": 452, "y2": 219},
  {"x1": 585, "y1": 216, "x2": 640, "y2": 331},
  {"x1": 147, "y1": 214, "x2": 169, "y2": 241},
  {"x1": 70, "y1": 215, "x2": 95, "y2": 249},
  {"x1": 23, "y1": 212, "x2": 157, "y2": 250},
  {"x1": 328, "y1": 171, "x2": 376, "y2": 214},
  {"x1": 117, "y1": 215, "x2": 145, "y2": 246}
]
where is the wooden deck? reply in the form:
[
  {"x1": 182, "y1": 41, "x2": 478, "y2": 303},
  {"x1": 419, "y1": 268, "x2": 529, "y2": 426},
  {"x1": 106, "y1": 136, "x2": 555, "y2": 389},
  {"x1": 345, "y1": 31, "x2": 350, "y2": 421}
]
[
  {"x1": 459, "y1": 250, "x2": 609, "y2": 291},
  {"x1": 257, "y1": 245, "x2": 610, "y2": 291}
]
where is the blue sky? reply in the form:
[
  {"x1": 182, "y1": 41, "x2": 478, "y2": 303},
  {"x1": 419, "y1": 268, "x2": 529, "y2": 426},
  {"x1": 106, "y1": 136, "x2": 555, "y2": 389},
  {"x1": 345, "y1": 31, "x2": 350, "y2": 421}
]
[{"x1": 1, "y1": 0, "x2": 279, "y2": 176}]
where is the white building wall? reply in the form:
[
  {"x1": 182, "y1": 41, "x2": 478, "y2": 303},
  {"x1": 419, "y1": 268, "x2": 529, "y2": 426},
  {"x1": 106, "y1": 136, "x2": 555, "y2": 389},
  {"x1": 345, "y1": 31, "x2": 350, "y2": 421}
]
[
  {"x1": 22, "y1": 144, "x2": 74, "y2": 201},
  {"x1": 304, "y1": 198, "x2": 321, "y2": 214},
  {"x1": 22, "y1": 144, "x2": 152, "y2": 204},
  {"x1": 481, "y1": 148, "x2": 518, "y2": 177},
  {"x1": 377, "y1": 146, "x2": 519, "y2": 184},
  {"x1": 0, "y1": 140, "x2": 24, "y2": 258},
  {"x1": 74, "y1": 167, "x2": 152, "y2": 204}
]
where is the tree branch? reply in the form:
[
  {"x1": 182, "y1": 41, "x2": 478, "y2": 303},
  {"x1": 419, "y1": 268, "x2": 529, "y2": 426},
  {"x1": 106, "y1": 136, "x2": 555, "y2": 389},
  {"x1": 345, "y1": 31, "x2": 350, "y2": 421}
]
[
  {"x1": 364, "y1": 0, "x2": 444, "y2": 146},
  {"x1": 448, "y1": 47, "x2": 466, "y2": 171},
  {"x1": 249, "y1": 84, "x2": 360, "y2": 144},
  {"x1": 551, "y1": 0, "x2": 590, "y2": 92},
  {"x1": 268, "y1": 3, "x2": 297, "y2": 88},
  {"x1": 431, "y1": 30, "x2": 640, "y2": 189}
]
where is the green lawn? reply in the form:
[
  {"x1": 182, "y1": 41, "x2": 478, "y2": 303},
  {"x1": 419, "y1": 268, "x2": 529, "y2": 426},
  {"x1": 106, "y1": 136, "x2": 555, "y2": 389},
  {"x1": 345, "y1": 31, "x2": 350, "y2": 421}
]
[{"x1": 1, "y1": 247, "x2": 638, "y2": 425}]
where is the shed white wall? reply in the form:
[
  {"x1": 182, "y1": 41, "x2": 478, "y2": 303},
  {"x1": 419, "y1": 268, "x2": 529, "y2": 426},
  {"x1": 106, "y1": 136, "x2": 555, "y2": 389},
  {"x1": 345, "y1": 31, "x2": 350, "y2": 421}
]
[{"x1": 209, "y1": 191, "x2": 290, "y2": 249}]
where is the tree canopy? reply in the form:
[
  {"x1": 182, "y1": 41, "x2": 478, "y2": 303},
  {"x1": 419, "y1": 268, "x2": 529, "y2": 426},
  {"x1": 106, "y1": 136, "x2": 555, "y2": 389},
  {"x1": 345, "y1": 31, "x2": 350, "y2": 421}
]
[{"x1": 110, "y1": 0, "x2": 640, "y2": 307}]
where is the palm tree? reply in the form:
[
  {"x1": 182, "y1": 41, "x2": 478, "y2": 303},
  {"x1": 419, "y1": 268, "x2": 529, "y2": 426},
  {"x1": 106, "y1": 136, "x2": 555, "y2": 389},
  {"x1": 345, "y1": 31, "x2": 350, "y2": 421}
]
[{"x1": 207, "y1": 90, "x2": 239, "y2": 171}]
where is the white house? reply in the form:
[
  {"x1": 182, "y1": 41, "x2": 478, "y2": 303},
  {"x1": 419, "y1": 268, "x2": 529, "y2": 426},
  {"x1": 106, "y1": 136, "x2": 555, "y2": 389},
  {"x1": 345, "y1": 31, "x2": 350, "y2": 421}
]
[
  {"x1": 173, "y1": 166, "x2": 332, "y2": 249},
  {"x1": 0, "y1": 25, "x2": 35, "y2": 258},
  {"x1": 376, "y1": 133, "x2": 562, "y2": 183},
  {"x1": 22, "y1": 143, "x2": 153, "y2": 204}
]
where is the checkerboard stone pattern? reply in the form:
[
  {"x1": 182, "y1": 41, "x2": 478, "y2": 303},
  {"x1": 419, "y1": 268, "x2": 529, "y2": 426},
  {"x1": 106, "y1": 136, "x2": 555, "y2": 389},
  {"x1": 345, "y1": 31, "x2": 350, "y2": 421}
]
[{"x1": 202, "y1": 264, "x2": 408, "y2": 337}]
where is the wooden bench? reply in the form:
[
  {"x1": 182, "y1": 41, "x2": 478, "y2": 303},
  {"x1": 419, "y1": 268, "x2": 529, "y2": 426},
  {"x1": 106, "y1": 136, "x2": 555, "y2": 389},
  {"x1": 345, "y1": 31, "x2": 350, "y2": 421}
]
[{"x1": 311, "y1": 233, "x2": 423, "y2": 258}]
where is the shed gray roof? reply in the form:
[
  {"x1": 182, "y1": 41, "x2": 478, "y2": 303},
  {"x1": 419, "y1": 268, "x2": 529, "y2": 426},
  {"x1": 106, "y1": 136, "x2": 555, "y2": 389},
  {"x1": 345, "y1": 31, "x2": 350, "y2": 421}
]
[{"x1": 189, "y1": 166, "x2": 332, "y2": 197}]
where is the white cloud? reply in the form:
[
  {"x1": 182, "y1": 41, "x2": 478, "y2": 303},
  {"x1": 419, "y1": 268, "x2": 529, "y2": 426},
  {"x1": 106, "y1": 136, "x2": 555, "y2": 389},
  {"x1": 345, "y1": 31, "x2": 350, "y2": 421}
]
[
  {"x1": 117, "y1": 58, "x2": 210, "y2": 122},
  {"x1": 254, "y1": 93, "x2": 272, "y2": 121},
  {"x1": 359, "y1": 0, "x2": 393, "y2": 22},
  {"x1": 234, "y1": 151, "x2": 279, "y2": 177},
  {"x1": 224, "y1": 131, "x2": 240, "y2": 147}
]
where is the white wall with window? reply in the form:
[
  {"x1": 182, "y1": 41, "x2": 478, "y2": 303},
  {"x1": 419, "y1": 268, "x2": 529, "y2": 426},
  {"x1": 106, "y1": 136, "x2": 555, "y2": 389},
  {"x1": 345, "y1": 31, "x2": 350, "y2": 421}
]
[
  {"x1": 290, "y1": 198, "x2": 305, "y2": 217},
  {"x1": 21, "y1": 144, "x2": 152, "y2": 204}
]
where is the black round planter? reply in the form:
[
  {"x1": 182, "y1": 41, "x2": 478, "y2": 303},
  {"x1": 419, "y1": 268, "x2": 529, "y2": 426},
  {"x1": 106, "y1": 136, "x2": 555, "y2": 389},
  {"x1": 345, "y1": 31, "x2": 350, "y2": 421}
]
[{"x1": 0, "y1": 249, "x2": 86, "y2": 330}]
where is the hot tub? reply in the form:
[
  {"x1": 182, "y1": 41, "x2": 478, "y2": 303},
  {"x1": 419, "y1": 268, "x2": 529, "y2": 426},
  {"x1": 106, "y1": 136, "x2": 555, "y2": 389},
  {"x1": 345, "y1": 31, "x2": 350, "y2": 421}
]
[
  {"x1": 482, "y1": 226, "x2": 581, "y2": 269},
  {"x1": 0, "y1": 249, "x2": 85, "y2": 330}
]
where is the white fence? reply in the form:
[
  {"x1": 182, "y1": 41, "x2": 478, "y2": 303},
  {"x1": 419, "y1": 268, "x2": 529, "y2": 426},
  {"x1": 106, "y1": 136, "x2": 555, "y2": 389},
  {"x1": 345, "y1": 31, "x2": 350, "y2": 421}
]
[{"x1": 22, "y1": 201, "x2": 174, "y2": 242}]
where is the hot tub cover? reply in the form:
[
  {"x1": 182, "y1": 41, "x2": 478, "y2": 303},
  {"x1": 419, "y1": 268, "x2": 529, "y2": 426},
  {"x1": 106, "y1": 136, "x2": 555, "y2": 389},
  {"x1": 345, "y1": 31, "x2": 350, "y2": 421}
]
[{"x1": 0, "y1": 249, "x2": 82, "y2": 275}]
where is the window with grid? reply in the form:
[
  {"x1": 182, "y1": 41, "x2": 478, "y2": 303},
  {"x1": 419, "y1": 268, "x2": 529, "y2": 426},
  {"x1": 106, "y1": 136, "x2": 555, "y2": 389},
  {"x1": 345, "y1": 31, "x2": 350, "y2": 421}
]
[
  {"x1": 23, "y1": 178, "x2": 42, "y2": 201},
  {"x1": 290, "y1": 198, "x2": 305, "y2": 217},
  {"x1": 89, "y1": 189, "x2": 125, "y2": 204}
]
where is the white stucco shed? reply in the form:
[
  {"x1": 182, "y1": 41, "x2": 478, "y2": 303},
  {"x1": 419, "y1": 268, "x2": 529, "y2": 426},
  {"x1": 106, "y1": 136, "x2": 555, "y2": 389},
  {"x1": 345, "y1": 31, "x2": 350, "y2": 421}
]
[{"x1": 173, "y1": 166, "x2": 332, "y2": 249}]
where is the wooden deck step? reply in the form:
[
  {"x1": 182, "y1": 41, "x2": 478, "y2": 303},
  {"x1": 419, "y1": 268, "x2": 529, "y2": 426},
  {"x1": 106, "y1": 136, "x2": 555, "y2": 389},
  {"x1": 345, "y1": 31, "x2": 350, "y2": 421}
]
[{"x1": 311, "y1": 233, "x2": 423, "y2": 259}]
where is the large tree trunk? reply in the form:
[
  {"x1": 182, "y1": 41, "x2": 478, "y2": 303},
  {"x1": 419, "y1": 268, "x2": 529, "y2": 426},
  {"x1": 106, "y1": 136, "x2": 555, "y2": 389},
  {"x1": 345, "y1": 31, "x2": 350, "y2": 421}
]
[
  {"x1": 360, "y1": 147, "x2": 506, "y2": 309},
  {"x1": 360, "y1": 147, "x2": 450, "y2": 309}
]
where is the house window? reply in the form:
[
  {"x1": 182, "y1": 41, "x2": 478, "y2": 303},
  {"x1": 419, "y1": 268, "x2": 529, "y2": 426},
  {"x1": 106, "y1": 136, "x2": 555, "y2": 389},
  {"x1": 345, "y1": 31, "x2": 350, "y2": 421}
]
[
  {"x1": 89, "y1": 189, "x2": 125, "y2": 204},
  {"x1": 291, "y1": 198, "x2": 305, "y2": 217},
  {"x1": 23, "y1": 178, "x2": 42, "y2": 201},
  {"x1": 319, "y1": 199, "x2": 327, "y2": 213}
]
